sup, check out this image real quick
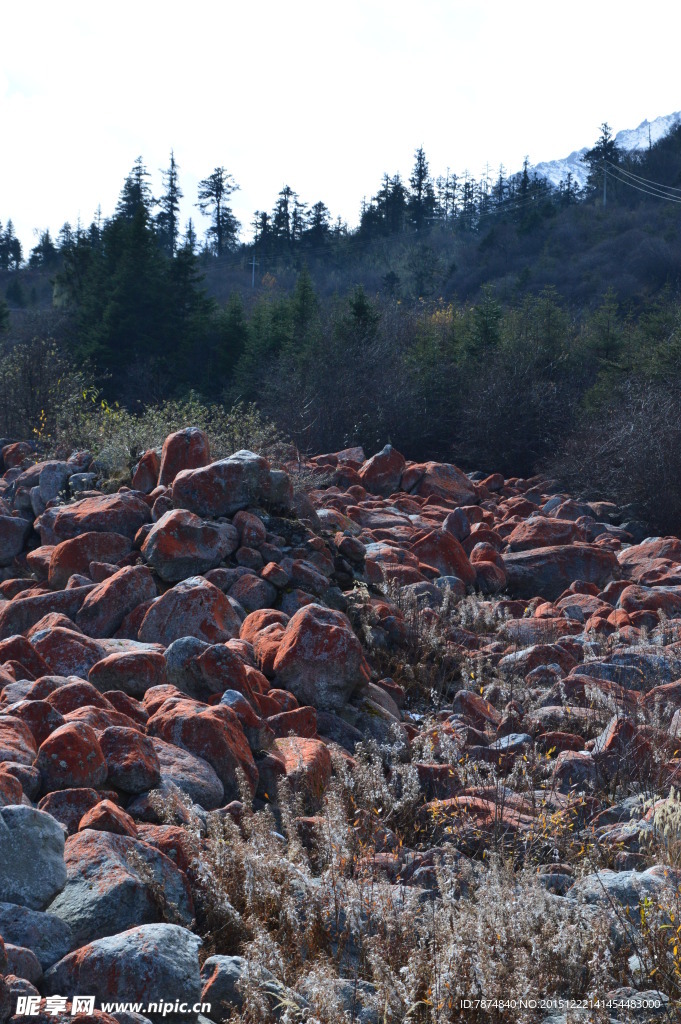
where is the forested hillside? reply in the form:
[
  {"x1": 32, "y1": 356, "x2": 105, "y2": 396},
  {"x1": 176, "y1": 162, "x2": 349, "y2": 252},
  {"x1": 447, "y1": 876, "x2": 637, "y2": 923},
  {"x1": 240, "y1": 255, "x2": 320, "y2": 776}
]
[{"x1": 2, "y1": 122, "x2": 681, "y2": 529}]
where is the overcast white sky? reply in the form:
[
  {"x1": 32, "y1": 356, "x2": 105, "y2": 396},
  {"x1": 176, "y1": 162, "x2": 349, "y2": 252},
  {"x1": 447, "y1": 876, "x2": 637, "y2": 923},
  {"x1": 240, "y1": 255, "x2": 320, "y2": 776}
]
[{"x1": 1, "y1": 0, "x2": 679, "y2": 256}]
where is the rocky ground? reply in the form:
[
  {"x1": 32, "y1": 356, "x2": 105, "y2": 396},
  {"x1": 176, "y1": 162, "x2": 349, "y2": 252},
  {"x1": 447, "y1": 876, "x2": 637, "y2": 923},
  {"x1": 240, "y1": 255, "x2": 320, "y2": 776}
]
[{"x1": 1, "y1": 431, "x2": 681, "y2": 1022}]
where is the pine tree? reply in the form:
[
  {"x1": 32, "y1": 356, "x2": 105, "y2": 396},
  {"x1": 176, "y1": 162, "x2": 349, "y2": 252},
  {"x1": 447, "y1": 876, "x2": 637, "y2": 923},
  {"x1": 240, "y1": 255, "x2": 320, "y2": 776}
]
[
  {"x1": 585, "y1": 123, "x2": 620, "y2": 196},
  {"x1": 29, "y1": 230, "x2": 59, "y2": 268},
  {"x1": 156, "y1": 150, "x2": 183, "y2": 256},
  {"x1": 196, "y1": 167, "x2": 240, "y2": 257},
  {"x1": 409, "y1": 147, "x2": 436, "y2": 230},
  {"x1": 0, "y1": 221, "x2": 22, "y2": 270},
  {"x1": 116, "y1": 157, "x2": 154, "y2": 221}
]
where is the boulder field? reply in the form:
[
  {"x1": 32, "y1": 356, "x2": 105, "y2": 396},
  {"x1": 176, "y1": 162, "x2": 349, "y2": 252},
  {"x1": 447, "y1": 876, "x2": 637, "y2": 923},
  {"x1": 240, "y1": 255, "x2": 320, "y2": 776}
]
[{"x1": 0, "y1": 430, "x2": 681, "y2": 1018}]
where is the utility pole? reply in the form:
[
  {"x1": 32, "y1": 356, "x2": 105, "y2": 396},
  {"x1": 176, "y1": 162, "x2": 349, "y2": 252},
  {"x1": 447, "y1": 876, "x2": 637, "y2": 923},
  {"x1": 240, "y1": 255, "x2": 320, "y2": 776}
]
[
  {"x1": 250, "y1": 254, "x2": 259, "y2": 288},
  {"x1": 603, "y1": 162, "x2": 607, "y2": 208}
]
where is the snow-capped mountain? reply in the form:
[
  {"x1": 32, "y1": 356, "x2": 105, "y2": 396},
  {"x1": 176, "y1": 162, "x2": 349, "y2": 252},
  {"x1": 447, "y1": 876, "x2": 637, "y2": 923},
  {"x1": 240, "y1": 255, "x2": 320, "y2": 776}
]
[{"x1": 529, "y1": 111, "x2": 681, "y2": 189}]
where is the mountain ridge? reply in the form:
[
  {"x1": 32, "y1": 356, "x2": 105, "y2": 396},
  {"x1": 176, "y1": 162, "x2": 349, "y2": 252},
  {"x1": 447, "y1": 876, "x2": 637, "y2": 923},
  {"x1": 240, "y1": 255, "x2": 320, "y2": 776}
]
[{"x1": 529, "y1": 110, "x2": 681, "y2": 188}]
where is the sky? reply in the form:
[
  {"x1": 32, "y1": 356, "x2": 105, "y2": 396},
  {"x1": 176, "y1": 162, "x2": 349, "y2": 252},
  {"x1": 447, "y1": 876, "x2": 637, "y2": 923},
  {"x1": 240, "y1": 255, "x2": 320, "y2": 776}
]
[{"x1": 1, "y1": 0, "x2": 680, "y2": 257}]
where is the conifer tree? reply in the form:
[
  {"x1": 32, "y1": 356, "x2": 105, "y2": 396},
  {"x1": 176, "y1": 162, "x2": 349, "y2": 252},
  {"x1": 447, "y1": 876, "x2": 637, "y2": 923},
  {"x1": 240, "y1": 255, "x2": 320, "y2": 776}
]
[
  {"x1": 196, "y1": 167, "x2": 240, "y2": 257},
  {"x1": 156, "y1": 150, "x2": 183, "y2": 256}
]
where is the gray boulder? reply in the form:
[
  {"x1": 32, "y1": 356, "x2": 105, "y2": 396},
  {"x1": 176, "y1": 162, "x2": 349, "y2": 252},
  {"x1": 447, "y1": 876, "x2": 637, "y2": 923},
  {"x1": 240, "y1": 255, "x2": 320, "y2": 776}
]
[
  {"x1": 0, "y1": 902, "x2": 73, "y2": 969},
  {"x1": 0, "y1": 806, "x2": 67, "y2": 909},
  {"x1": 46, "y1": 829, "x2": 194, "y2": 946},
  {"x1": 44, "y1": 923, "x2": 202, "y2": 1024}
]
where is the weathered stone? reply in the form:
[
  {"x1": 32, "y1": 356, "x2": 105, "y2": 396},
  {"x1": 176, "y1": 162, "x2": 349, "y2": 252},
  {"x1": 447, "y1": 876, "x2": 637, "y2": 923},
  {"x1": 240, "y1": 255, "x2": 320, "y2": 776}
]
[
  {"x1": 36, "y1": 722, "x2": 107, "y2": 792},
  {"x1": 273, "y1": 603, "x2": 368, "y2": 711},
  {"x1": 46, "y1": 830, "x2": 194, "y2": 945},
  {"x1": 158, "y1": 427, "x2": 211, "y2": 487},
  {"x1": 0, "y1": 806, "x2": 67, "y2": 909},
  {"x1": 172, "y1": 450, "x2": 272, "y2": 517},
  {"x1": 43, "y1": 924, "x2": 202, "y2": 1024},
  {"x1": 141, "y1": 509, "x2": 238, "y2": 582},
  {"x1": 138, "y1": 577, "x2": 241, "y2": 645},
  {"x1": 75, "y1": 565, "x2": 157, "y2": 638}
]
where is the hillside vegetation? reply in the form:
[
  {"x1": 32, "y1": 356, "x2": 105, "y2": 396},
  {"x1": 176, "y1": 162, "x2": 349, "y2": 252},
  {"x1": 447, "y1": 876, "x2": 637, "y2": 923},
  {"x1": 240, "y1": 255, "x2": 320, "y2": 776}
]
[{"x1": 1, "y1": 123, "x2": 681, "y2": 531}]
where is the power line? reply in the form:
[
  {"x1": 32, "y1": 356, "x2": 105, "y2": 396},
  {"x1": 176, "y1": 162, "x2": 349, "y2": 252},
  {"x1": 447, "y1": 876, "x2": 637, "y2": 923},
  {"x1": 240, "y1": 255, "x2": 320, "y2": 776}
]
[
  {"x1": 605, "y1": 160, "x2": 681, "y2": 196},
  {"x1": 605, "y1": 168, "x2": 681, "y2": 204}
]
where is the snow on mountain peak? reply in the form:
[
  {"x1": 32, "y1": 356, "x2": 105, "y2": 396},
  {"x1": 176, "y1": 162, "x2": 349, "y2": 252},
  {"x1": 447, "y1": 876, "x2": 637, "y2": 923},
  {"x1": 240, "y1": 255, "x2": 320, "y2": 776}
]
[{"x1": 529, "y1": 111, "x2": 681, "y2": 189}]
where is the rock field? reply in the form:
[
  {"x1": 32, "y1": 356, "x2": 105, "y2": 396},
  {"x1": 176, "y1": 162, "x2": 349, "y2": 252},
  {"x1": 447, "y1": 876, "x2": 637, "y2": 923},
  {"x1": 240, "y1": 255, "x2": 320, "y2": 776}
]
[{"x1": 1, "y1": 429, "x2": 681, "y2": 1021}]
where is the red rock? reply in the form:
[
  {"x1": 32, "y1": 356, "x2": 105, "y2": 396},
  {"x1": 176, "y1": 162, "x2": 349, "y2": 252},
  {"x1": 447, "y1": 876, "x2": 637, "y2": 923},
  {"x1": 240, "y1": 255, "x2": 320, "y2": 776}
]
[
  {"x1": 0, "y1": 586, "x2": 94, "y2": 640},
  {"x1": 267, "y1": 706, "x2": 317, "y2": 739},
  {"x1": 506, "y1": 517, "x2": 581, "y2": 551},
  {"x1": 357, "y1": 445, "x2": 406, "y2": 496},
  {"x1": 232, "y1": 509, "x2": 267, "y2": 547},
  {"x1": 414, "y1": 763, "x2": 461, "y2": 800},
  {"x1": 551, "y1": 750, "x2": 601, "y2": 793},
  {"x1": 5, "y1": 700, "x2": 64, "y2": 747},
  {"x1": 239, "y1": 608, "x2": 289, "y2": 645},
  {"x1": 38, "y1": 788, "x2": 108, "y2": 834},
  {"x1": 191, "y1": 643, "x2": 251, "y2": 700},
  {"x1": 0, "y1": 636, "x2": 48, "y2": 678},
  {"x1": 27, "y1": 613, "x2": 82, "y2": 637},
  {"x1": 158, "y1": 426, "x2": 210, "y2": 486},
  {"x1": 172, "y1": 449, "x2": 272, "y2": 517},
  {"x1": 88, "y1": 650, "x2": 167, "y2": 699},
  {"x1": 2, "y1": 441, "x2": 33, "y2": 469},
  {"x1": 271, "y1": 736, "x2": 332, "y2": 799},
  {"x1": 37, "y1": 492, "x2": 151, "y2": 545},
  {"x1": 0, "y1": 764, "x2": 23, "y2": 805},
  {"x1": 502, "y1": 544, "x2": 617, "y2": 601},
  {"x1": 141, "y1": 508, "x2": 238, "y2": 582},
  {"x1": 138, "y1": 577, "x2": 241, "y2": 645},
  {"x1": 64, "y1": 705, "x2": 141, "y2": 735},
  {"x1": 79, "y1": 798, "x2": 138, "y2": 837},
  {"x1": 469, "y1": 542, "x2": 504, "y2": 568},
  {"x1": 135, "y1": 823, "x2": 196, "y2": 876},
  {"x1": 147, "y1": 696, "x2": 258, "y2": 799},
  {"x1": 475, "y1": 561, "x2": 507, "y2": 594},
  {"x1": 402, "y1": 461, "x2": 478, "y2": 505},
  {"x1": 45, "y1": 681, "x2": 114, "y2": 716},
  {"x1": 104, "y1": 690, "x2": 148, "y2": 728},
  {"x1": 48, "y1": 532, "x2": 133, "y2": 590},
  {"x1": 535, "y1": 731, "x2": 585, "y2": 754},
  {"x1": 36, "y1": 722, "x2": 107, "y2": 792},
  {"x1": 131, "y1": 450, "x2": 162, "y2": 493},
  {"x1": 618, "y1": 585, "x2": 681, "y2": 617},
  {"x1": 410, "y1": 530, "x2": 476, "y2": 583},
  {"x1": 31, "y1": 627, "x2": 105, "y2": 678},
  {"x1": 272, "y1": 603, "x2": 368, "y2": 711},
  {"x1": 0, "y1": 715, "x2": 38, "y2": 765},
  {"x1": 451, "y1": 691, "x2": 501, "y2": 731},
  {"x1": 75, "y1": 565, "x2": 157, "y2": 638}
]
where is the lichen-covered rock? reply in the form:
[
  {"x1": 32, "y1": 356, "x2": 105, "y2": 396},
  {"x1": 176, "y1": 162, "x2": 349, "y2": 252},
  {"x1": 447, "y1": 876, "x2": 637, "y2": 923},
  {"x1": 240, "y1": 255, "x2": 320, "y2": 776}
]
[
  {"x1": 502, "y1": 544, "x2": 618, "y2": 601},
  {"x1": 150, "y1": 738, "x2": 224, "y2": 809},
  {"x1": 99, "y1": 727, "x2": 161, "y2": 794},
  {"x1": 48, "y1": 533, "x2": 133, "y2": 590},
  {"x1": 46, "y1": 830, "x2": 194, "y2": 945},
  {"x1": 88, "y1": 650, "x2": 167, "y2": 698},
  {"x1": 172, "y1": 450, "x2": 273, "y2": 517},
  {"x1": 138, "y1": 577, "x2": 241, "y2": 645},
  {"x1": 43, "y1": 924, "x2": 202, "y2": 1024},
  {"x1": 0, "y1": 716, "x2": 38, "y2": 766},
  {"x1": 37, "y1": 493, "x2": 151, "y2": 545},
  {"x1": 36, "y1": 722, "x2": 107, "y2": 793},
  {"x1": 272, "y1": 603, "x2": 369, "y2": 711},
  {"x1": 141, "y1": 509, "x2": 238, "y2": 582},
  {"x1": 75, "y1": 565, "x2": 157, "y2": 638},
  {"x1": 147, "y1": 696, "x2": 257, "y2": 800},
  {"x1": 158, "y1": 427, "x2": 211, "y2": 487}
]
